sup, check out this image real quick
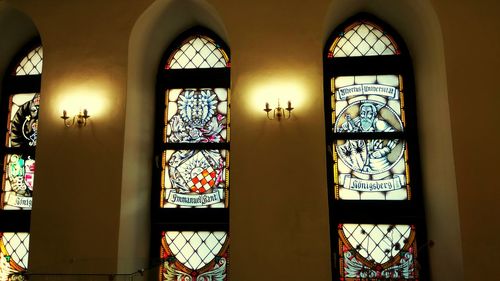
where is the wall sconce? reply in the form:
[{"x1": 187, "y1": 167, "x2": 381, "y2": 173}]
[
  {"x1": 264, "y1": 100, "x2": 294, "y2": 120},
  {"x1": 61, "y1": 109, "x2": 90, "y2": 127}
]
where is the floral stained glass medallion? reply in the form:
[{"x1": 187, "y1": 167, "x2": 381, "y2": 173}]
[
  {"x1": 0, "y1": 232, "x2": 29, "y2": 280},
  {"x1": 332, "y1": 75, "x2": 409, "y2": 201},
  {"x1": 165, "y1": 89, "x2": 228, "y2": 144},
  {"x1": 338, "y1": 224, "x2": 418, "y2": 280},
  {"x1": 1, "y1": 154, "x2": 35, "y2": 210},
  {"x1": 160, "y1": 231, "x2": 228, "y2": 281},
  {"x1": 7, "y1": 93, "x2": 40, "y2": 148},
  {"x1": 161, "y1": 150, "x2": 228, "y2": 208}
]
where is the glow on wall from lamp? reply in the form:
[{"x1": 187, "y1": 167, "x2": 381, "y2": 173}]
[
  {"x1": 248, "y1": 78, "x2": 307, "y2": 115},
  {"x1": 57, "y1": 86, "x2": 110, "y2": 118}
]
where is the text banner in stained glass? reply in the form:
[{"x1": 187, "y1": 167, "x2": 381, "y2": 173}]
[
  {"x1": 7, "y1": 93, "x2": 39, "y2": 148},
  {"x1": 164, "y1": 88, "x2": 229, "y2": 143},
  {"x1": 0, "y1": 232, "x2": 29, "y2": 279},
  {"x1": 332, "y1": 75, "x2": 405, "y2": 133},
  {"x1": 338, "y1": 223, "x2": 418, "y2": 280},
  {"x1": 161, "y1": 149, "x2": 229, "y2": 208},
  {"x1": 1, "y1": 154, "x2": 35, "y2": 210},
  {"x1": 333, "y1": 139, "x2": 409, "y2": 200},
  {"x1": 160, "y1": 231, "x2": 228, "y2": 281}
]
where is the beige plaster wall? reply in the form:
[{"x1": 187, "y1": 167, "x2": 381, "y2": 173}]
[{"x1": 2, "y1": 0, "x2": 498, "y2": 280}]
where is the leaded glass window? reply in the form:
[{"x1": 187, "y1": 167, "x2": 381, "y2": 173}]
[
  {"x1": 0, "y1": 232, "x2": 29, "y2": 279},
  {"x1": 153, "y1": 27, "x2": 230, "y2": 280},
  {"x1": 324, "y1": 14, "x2": 428, "y2": 280},
  {"x1": 160, "y1": 231, "x2": 228, "y2": 279},
  {"x1": 0, "y1": 41, "x2": 41, "y2": 281}
]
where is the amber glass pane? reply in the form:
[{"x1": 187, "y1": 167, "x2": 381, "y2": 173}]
[
  {"x1": 160, "y1": 231, "x2": 228, "y2": 280},
  {"x1": 338, "y1": 224, "x2": 418, "y2": 280}
]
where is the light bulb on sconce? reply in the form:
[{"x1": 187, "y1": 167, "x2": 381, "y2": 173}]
[
  {"x1": 264, "y1": 100, "x2": 294, "y2": 121},
  {"x1": 61, "y1": 109, "x2": 90, "y2": 127}
]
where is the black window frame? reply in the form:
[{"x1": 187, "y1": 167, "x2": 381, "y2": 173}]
[{"x1": 323, "y1": 13, "x2": 430, "y2": 280}]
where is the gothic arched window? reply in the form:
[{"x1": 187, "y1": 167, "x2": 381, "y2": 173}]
[
  {"x1": 324, "y1": 14, "x2": 428, "y2": 280},
  {"x1": 0, "y1": 41, "x2": 42, "y2": 279},
  {"x1": 153, "y1": 27, "x2": 230, "y2": 280}
]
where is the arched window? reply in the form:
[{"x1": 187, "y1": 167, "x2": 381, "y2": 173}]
[
  {"x1": 0, "y1": 41, "x2": 42, "y2": 279},
  {"x1": 153, "y1": 27, "x2": 230, "y2": 280},
  {"x1": 324, "y1": 14, "x2": 428, "y2": 280}
]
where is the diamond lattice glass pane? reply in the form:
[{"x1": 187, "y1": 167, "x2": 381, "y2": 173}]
[
  {"x1": 167, "y1": 35, "x2": 228, "y2": 69},
  {"x1": 164, "y1": 88, "x2": 228, "y2": 143},
  {"x1": 339, "y1": 224, "x2": 418, "y2": 280},
  {"x1": 161, "y1": 149, "x2": 229, "y2": 208},
  {"x1": 7, "y1": 93, "x2": 40, "y2": 148},
  {"x1": 1, "y1": 154, "x2": 35, "y2": 210},
  {"x1": 332, "y1": 75, "x2": 404, "y2": 132},
  {"x1": 160, "y1": 231, "x2": 228, "y2": 281},
  {"x1": 0, "y1": 232, "x2": 29, "y2": 279},
  {"x1": 330, "y1": 22, "x2": 398, "y2": 57},
  {"x1": 15, "y1": 46, "x2": 43, "y2": 75}
]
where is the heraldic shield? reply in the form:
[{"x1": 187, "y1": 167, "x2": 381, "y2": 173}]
[{"x1": 337, "y1": 140, "x2": 368, "y2": 172}]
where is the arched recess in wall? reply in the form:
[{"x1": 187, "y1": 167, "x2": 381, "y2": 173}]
[
  {"x1": 0, "y1": 2, "x2": 42, "y2": 278},
  {"x1": 121, "y1": 0, "x2": 229, "y2": 272},
  {"x1": 323, "y1": 1, "x2": 463, "y2": 281}
]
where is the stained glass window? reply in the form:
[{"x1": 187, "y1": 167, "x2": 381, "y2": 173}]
[
  {"x1": 324, "y1": 14, "x2": 428, "y2": 280},
  {"x1": 339, "y1": 224, "x2": 418, "y2": 280},
  {"x1": 0, "y1": 232, "x2": 29, "y2": 280},
  {"x1": 153, "y1": 27, "x2": 230, "y2": 280},
  {"x1": 0, "y1": 42, "x2": 41, "y2": 280},
  {"x1": 160, "y1": 231, "x2": 228, "y2": 280}
]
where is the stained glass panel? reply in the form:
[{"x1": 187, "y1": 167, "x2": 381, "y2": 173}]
[
  {"x1": 332, "y1": 75, "x2": 404, "y2": 132},
  {"x1": 160, "y1": 231, "x2": 228, "y2": 281},
  {"x1": 161, "y1": 150, "x2": 228, "y2": 208},
  {"x1": 338, "y1": 224, "x2": 418, "y2": 280},
  {"x1": 6, "y1": 93, "x2": 40, "y2": 148},
  {"x1": 0, "y1": 232, "x2": 29, "y2": 280},
  {"x1": 1, "y1": 154, "x2": 35, "y2": 210},
  {"x1": 15, "y1": 46, "x2": 43, "y2": 76},
  {"x1": 329, "y1": 22, "x2": 398, "y2": 58},
  {"x1": 166, "y1": 35, "x2": 228, "y2": 69},
  {"x1": 333, "y1": 139, "x2": 409, "y2": 200},
  {"x1": 164, "y1": 88, "x2": 228, "y2": 143}
]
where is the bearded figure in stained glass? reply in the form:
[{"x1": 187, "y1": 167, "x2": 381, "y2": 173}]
[
  {"x1": 337, "y1": 102, "x2": 400, "y2": 174},
  {"x1": 168, "y1": 89, "x2": 225, "y2": 143}
]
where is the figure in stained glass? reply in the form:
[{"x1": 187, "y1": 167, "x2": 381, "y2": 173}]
[{"x1": 337, "y1": 102, "x2": 400, "y2": 173}]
